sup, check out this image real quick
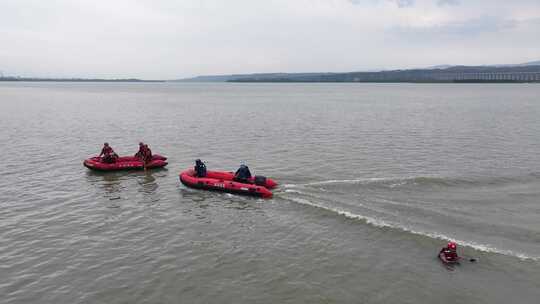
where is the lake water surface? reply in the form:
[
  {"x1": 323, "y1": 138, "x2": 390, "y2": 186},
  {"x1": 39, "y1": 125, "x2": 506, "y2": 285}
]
[{"x1": 1, "y1": 82, "x2": 539, "y2": 303}]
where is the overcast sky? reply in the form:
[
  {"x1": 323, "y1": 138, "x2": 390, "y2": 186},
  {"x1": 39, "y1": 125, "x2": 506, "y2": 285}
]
[{"x1": 0, "y1": 0, "x2": 539, "y2": 79}]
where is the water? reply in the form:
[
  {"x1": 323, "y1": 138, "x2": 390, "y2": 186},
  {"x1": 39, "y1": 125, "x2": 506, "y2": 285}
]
[{"x1": 1, "y1": 82, "x2": 539, "y2": 303}]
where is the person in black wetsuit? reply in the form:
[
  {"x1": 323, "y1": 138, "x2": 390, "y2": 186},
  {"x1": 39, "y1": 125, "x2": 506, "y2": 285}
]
[
  {"x1": 194, "y1": 159, "x2": 207, "y2": 177},
  {"x1": 234, "y1": 164, "x2": 251, "y2": 183}
]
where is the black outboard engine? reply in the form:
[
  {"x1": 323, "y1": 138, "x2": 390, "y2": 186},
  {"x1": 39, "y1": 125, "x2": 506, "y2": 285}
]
[{"x1": 254, "y1": 175, "x2": 267, "y2": 186}]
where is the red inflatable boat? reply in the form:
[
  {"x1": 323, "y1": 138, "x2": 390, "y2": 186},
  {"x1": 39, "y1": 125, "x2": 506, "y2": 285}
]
[
  {"x1": 179, "y1": 169, "x2": 277, "y2": 198},
  {"x1": 84, "y1": 155, "x2": 168, "y2": 171}
]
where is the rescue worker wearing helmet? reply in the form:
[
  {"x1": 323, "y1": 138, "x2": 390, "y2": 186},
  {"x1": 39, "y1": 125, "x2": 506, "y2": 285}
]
[
  {"x1": 439, "y1": 242, "x2": 460, "y2": 262},
  {"x1": 99, "y1": 142, "x2": 118, "y2": 164},
  {"x1": 194, "y1": 159, "x2": 207, "y2": 177},
  {"x1": 234, "y1": 163, "x2": 252, "y2": 183}
]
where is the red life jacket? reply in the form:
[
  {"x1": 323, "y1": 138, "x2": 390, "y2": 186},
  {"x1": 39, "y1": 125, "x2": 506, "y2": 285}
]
[
  {"x1": 135, "y1": 146, "x2": 145, "y2": 157},
  {"x1": 144, "y1": 147, "x2": 152, "y2": 161},
  {"x1": 101, "y1": 146, "x2": 113, "y2": 155},
  {"x1": 442, "y1": 248, "x2": 458, "y2": 260}
]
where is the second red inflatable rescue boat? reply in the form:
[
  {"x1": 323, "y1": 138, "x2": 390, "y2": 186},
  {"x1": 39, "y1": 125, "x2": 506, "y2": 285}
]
[
  {"x1": 179, "y1": 169, "x2": 277, "y2": 198},
  {"x1": 84, "y1": 155, "x2": 168, "y2": 171}
]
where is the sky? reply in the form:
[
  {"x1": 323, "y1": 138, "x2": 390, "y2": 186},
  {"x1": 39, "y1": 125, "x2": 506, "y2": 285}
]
[{"x1": 0, "y1": 0, "x2": 539, "y2": 79}]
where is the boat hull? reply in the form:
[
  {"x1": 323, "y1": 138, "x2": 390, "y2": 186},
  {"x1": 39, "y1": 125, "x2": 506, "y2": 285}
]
[
  {"x1": 83, "y1": 155, "x2": 168, "y2": 171},
  {"x1": 179, "y1": 169, "x2": 275, "y2": 198}
]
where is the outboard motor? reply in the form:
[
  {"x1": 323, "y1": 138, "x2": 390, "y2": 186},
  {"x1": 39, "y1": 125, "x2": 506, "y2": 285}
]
[{"x1": 254, "y1": 175, "x2": 267, "y2": 186}]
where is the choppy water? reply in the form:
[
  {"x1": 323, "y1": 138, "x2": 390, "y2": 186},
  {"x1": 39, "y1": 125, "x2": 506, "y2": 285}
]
[{"x1": 1, "y1": 82, "x2": 539, "y2": 303}]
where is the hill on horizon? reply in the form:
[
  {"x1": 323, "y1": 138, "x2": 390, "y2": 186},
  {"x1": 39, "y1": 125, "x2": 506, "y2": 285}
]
[{"x1": 174, "y1": 60, "x2": 540, "y2": 82}]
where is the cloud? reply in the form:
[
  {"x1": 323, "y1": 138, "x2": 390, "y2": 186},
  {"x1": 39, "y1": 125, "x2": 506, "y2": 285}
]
[
  {"x1": 437, "y1": 0, "x2": 460, "y2": 6},
  {"x1": 349, "y1": 0, "x2": 415, "y2": 8},
  {"x1": 395, "y1": 0, "x2": 415, "y2": 7},
  {"x1": 0, "y1": 0, "x2": 539, "y2": 78},
  {"x1": 432, "y1": 15, "x2": 516, "y2": 35},
  {"x1": 392, "y1": 15, "x2": 518, "y2": 39}
]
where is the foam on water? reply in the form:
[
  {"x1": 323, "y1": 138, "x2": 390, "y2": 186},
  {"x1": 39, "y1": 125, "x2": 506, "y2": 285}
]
[
  {"x1": 286, "y1": 196, "x2": 540, "y2": 261},
  {"x1": 304, "y1": 177, "x2": 393, "y2": 186},
  {"x1": 284, "y1": 189, "x2": 305, "y2": 194},
  {"x1": 297, "y1": 174, "x2": 540, "y2": 189}
]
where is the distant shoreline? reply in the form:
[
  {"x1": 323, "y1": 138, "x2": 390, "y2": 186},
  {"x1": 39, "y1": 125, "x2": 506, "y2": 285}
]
[
  {"x1": 228, "y1": 79, "x2": 530, "y2": 84},
  {"x1": 176, "y1": 63, "x2": 540, "y2": 83},
  {"x1": 2, "y1": 78, "x2": 536, "y2": 84},
  {"x1": 0, "y1": 77, "x2": 164, "y2": 82}
]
